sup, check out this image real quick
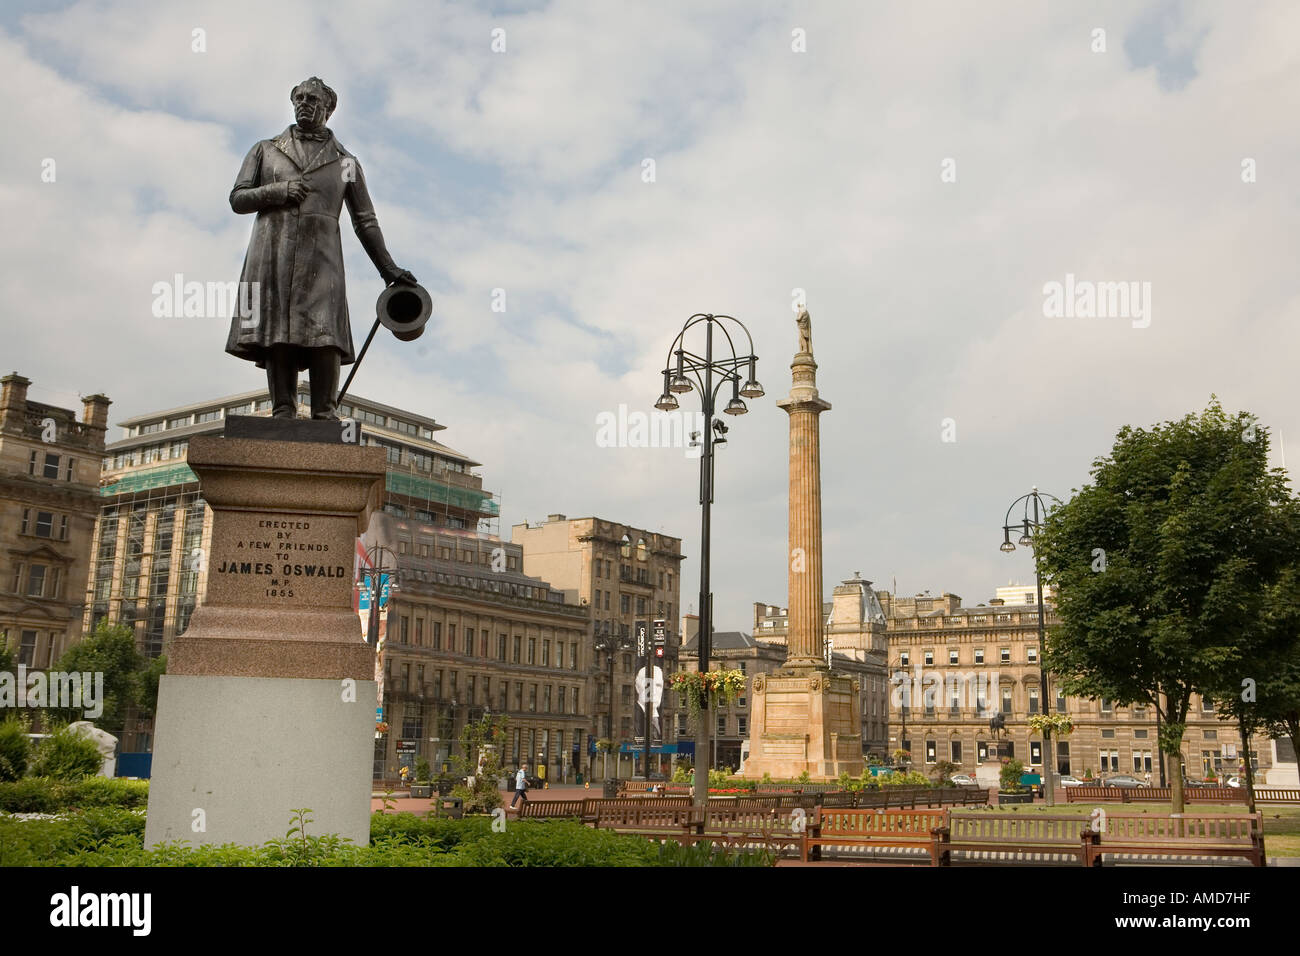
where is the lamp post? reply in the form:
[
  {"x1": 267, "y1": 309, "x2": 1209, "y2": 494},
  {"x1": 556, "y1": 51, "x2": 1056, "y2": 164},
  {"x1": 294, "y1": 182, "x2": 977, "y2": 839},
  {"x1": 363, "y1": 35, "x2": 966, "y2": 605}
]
[
  {"x1": 594, "y1": 629, "x2": 632, "y2": 780},
  {"x1": 361, "y1": 545, "x2": 399, "y2": 774},
  {"x1": 999, "y1": 486, "x2": 1062, "y2": 806},
  {"x1": 655, "y1": 314, "x2": 763, "y2": 807}
]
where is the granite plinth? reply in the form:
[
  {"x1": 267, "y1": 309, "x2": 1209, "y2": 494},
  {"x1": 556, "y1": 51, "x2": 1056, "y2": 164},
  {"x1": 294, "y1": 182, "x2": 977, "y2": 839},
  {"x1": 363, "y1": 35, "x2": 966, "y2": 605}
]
[
  {"x1": 224, "y1": 414, "x2": 356, "y2": 444},
  {"x1": 166, "y1": 434, "x2": 384, "y2": 681},
  {"x1": 741, "y1": 668, "x2": 864, "y2": 780},
  {"x1": 144, "y1": 675, "x2": 376, "y2": 848}
]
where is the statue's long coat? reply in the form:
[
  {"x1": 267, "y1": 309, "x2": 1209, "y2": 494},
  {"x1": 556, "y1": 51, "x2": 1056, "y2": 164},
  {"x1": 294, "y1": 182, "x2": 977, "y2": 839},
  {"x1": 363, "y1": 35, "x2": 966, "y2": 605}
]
[{"x1": 225, "y1": 126, "x2": 396, "y2": 369}]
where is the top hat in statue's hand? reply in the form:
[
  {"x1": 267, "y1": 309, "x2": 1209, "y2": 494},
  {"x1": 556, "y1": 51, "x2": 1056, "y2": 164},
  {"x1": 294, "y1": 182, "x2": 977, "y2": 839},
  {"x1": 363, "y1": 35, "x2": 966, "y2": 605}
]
[{"x1": 376, "y1": 276, "x2": 432, "y2": 342}]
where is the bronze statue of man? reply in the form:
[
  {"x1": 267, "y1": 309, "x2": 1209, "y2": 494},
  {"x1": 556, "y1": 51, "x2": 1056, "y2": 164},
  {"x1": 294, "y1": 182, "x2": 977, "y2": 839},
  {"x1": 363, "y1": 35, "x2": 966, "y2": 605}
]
[{"x1": 225, "y1": 77, "x2": 416, "y2": 420}]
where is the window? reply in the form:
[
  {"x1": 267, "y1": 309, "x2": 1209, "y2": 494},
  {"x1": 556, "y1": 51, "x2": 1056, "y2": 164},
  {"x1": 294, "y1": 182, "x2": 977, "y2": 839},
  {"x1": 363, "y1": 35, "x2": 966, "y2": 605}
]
[
  {"x1": 558, "y1": 687, "x2": 566, "y2": 713},
  {"x1": 400, "y1": 616, "x2": 409, "y2": 645},
  {"x1": 1101, "y1": 729, "x2": 1114, "y2": 739},
  {"x1": 544, "y1": 686, "x2": 552, "y2": 713},
  {"x1": 1100, "y1": 749, "x2": 1119, "y2": 772},
  {"x1": 899, "y1": 651, "x2": 909, "y2": 666},
  {"x1": 1134, "y1": 729, "x2": 1148, "y2": 739},
  {"x1": 195, "y1": 409, "x2": 221, "y2": 424},
  {"x1": 923, "y1": 651, "x2": 934, "y2": 666},
  {"x1": 999, "y1": 647, "x2": 1011, "y2": 663},
  {"x1": 542, "y1": 640, "x2": 550, "y2": 667},
  {"x1": 432, "y1": 622, "x2": 441, "y2": 649},
  {"x1": 415, "y1": 618, "x2": 423, "y2": 646},
  {"x1": 1057, "y1": 741, "x2": 1070, "y2": 774},
  {"x1": 1026, "y1": 646, "x2": 1038, "y2": 663},
  {"x1": 448, "y1": 624, "x2": 456, "y2": 652},
  {"x1": 18, "y1": 630, "x2": 38, "y2": 666},
  {"x1": 528, "y1": 638, "x2": 536, "y2": 665},
  {"x1": 951, "y1": 740, "x2": 962, "y2": 763},
  {"x1": 513, "y1": 636, "x2": 521, "y2": 663},
  {"x1": 925, "y1": 740, "x2": 936, "y2": 764},
  {"x1": 26, "y1": 565, "x2": 46, "y2": 597},
  {"x1": 1056, "y1": 689, "x2": 1066, "y2": 713},
  {"x1": 570, "y1": 643, "x2": 578, "y2": 670},
  {"x1": 977, "y1": 740, "x2": 987, "y2": 764},
  {"x1": 1204, "y1": 729, "x2": 1217, "y2": 741},
  {"x1": 1100, "y1": 698, "x2": 1113, "y2": 714},
  {"x1": 620, "y1": 594, "x2": 630, "y2": 614},
  {"x1": 498, "y1": 634, "x2": 506, "y2": 660},
  {"x1": 34, "y1": 511, "x2": 54, "y2": 538},
  {"x1": 974, "y1": 648, "x2": 984, "y2": 664},
  {"x1": 42, "y1": 453, "x2": 61, "y2": 479},
  {"x1": 1030, "y1": 741, "x2": 1042, "y2": 766},
  {"x1": 528, "y1": 685, "x2": 537, "y2": 712},
  {"x1": 948, "y1": 649, "x2": 959, "y2": 665},
  {"x1": 717, "y1": 714, "x2": 726, "y2": 736},
  {"x1": 1028, "y1": 688, "x2": 1039, "y2": 714},
  {"x1": 1001, "y1": 688, "x2": 1012, "y2": 715}
]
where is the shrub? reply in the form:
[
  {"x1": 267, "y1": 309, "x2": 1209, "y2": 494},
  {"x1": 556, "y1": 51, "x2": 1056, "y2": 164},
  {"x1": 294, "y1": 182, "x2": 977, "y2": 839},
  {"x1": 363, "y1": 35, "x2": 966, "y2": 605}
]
[
  {"x1": 0, "y1": 717, "x2": 31, "y2": 782},
  {"x1": 0, "y1": 777, "x2": 148, "y2": 813},
  {"x1": 0, "y1": 807, "x2": 145, "y2": 866},
  {"x1": 877, "y1": 770, "x2": 929, "y2": 788},
  {"x1": 931, "y1": 760, "x2": 959, "y2": 785},
  {"x1": 655, "y1": 840, "x2": 775, "y2": 867},
  {"x1": 1000, "y1": 759, "x2": 1026, "y2": 792},
  {"x1": 28, "y1": 724, "x2": 103, "y2": 781}
]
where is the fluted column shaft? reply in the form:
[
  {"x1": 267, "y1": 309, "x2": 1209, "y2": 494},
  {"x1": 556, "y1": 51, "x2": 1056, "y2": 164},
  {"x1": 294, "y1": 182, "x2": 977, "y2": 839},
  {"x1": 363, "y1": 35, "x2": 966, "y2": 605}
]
[{"x1": 777, "y1": 351, "x2": 830, "y2": 669}]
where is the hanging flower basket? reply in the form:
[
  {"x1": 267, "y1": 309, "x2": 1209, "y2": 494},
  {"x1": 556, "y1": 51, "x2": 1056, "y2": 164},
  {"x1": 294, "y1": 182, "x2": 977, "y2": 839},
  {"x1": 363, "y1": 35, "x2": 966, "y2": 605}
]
[
  {"x1": 669, "y1": 669, "x2": 746, "y2": 728},
  {"x1": 1026, "y1": 713, "x2": 1073, "y2": 737}
]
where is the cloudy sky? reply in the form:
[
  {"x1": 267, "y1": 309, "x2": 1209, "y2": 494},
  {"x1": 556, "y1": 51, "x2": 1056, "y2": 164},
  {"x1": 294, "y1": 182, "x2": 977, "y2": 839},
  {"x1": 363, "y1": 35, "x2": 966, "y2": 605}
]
[{"x1": 2, "y1": 0, "x2": 1296, "y2": 633}]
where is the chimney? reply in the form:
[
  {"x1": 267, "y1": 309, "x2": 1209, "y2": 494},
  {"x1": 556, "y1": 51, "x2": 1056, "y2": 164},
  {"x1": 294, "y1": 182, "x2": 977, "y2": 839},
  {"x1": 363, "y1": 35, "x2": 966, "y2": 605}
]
[
  {"x1": 81, "y1": 393, "x2": 111, "y2": 450},
  {"x1": 547, "y1": 513, "x2": 566, "y2": 522},
  {"x1": 1, "y1": 373, "x2": 30, "y2": 433},
  {"x1": 682, "y1": 613, "x2": 699, "y2": 647}
]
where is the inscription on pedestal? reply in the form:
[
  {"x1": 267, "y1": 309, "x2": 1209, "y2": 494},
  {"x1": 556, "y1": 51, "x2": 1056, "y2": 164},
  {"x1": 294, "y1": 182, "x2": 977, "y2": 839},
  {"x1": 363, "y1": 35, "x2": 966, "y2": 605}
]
[{"x1": 207, "y1": 512, "x2": 354, "y2": 609}]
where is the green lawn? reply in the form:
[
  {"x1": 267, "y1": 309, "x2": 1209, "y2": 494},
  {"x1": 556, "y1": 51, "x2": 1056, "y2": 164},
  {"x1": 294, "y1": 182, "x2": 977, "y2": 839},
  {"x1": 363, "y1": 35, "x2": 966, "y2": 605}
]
[{"x1": 979, "y1": 801, "x2": 1300, "y2": 856}]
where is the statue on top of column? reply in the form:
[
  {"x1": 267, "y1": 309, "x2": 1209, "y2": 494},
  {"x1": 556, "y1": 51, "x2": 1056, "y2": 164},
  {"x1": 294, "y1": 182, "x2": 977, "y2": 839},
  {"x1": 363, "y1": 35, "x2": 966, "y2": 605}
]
[{"x1": 796, "y1": 306, "x2": 813, "y2": 355}]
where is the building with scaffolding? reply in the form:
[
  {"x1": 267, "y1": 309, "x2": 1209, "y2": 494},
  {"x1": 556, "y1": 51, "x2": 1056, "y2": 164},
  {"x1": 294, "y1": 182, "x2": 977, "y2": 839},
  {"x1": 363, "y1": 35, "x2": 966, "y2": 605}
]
[{"x1": 85, "y1": 384, "x2": 500, "y2": 752}]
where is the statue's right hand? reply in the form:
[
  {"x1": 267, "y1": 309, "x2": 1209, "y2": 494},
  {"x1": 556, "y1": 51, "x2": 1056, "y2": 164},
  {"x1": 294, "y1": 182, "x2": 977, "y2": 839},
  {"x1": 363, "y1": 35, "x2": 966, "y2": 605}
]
[{"x1": 285, "y1": 180, "x2": 311, "y2": 204}]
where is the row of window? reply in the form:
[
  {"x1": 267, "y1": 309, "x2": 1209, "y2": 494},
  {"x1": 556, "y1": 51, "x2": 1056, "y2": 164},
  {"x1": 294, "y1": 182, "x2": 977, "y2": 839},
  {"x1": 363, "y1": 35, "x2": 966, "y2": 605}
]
[
  {"x1": 395, "y1": 618, "x2": 582, "y2": 670},
  {"x1": 0, "y1": 628, "x2": 60, "y2": 668},
  {"x1": 9, "y1": 563, "x2": 63, "y2": 599},
  {"x1": 591, "y1": 590, "x2": 673, "y2": 620},
  {"x1": 396, "y1": 540, "x2": 518, "y2": 570},
  {"x1": 393, "y1": 662, "x2": 583, "y2": 716},
  {"x1": 103, "y1": 440, "x2": 188, "y2": 471},
  {"x1": 18, "y1": 509, "x2": 69, "y2": 541},
  {"x1": 901, "y1": 646, "x2": 1038, "y2": 667},
  {"x1": 395, "y1": 567, "x2": 559, "y2": 601},
  {"x1": 27, "y1": 449, "x2": 76, "y2": 481}
]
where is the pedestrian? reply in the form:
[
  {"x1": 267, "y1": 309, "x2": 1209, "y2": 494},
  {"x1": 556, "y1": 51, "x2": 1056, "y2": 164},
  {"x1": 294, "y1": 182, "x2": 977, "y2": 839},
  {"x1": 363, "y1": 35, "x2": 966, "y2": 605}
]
[
  {"x1": 510, "y1": 763, "x2": 530, "y2": 809},
  {"x1": 1144, "y1": 771, "x2": 1151, "y2": 787}
]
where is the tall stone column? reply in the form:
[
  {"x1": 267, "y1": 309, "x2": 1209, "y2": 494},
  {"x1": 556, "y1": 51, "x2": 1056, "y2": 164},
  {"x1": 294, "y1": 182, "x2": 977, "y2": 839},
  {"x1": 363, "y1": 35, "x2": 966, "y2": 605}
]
[
  {"x1": 741, "y1": 308, "x2": 863, "y2": 779},
  {"x1": 777, "y1": 345, "x2": 830, "y2": 669}
]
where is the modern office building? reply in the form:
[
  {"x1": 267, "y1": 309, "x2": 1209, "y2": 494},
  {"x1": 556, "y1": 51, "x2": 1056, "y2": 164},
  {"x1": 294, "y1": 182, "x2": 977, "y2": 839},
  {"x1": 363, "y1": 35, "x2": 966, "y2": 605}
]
[
  {"x1": 511, "y1": 515, "x2": 684, "y2": 774},
  {"x1": 0, "y1": 373, "x2": 110, "y2": 669},
  {"x1": 84, "y1": 384, "x2": 500, "y2": 753}
]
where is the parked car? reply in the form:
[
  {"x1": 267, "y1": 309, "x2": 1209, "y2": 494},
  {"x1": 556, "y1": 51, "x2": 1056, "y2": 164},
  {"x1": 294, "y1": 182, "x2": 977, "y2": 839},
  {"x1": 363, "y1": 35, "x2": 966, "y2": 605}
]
[
  {"x1": 1225, "y1": 775, "x2": 1243, "y2": 788},
  {"x1": 950, "y1": 774, "x2": 978, "y2": 786},
  {"x1": 1102, "y1": 774, "x2": 1147, "y2": 788},
  {"x1": 1058, "y1": 774, "x2": 1084, "y2": 787}
]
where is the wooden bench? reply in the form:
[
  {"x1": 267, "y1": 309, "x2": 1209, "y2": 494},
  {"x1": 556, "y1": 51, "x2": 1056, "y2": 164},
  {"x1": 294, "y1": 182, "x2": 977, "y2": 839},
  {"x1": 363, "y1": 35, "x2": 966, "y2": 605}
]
[
  {"x1": 802, "y1": 808, "x2": 949, "y2": 864},
  {"x1": 1084, "y1": 813, "x2": 1265, "y2": 866},
  {"x1": 1064, "y1": 785, "x2": 1248, "y2": 804},
  {"x1": 685, "y1": 807, "x2": 805, "y2": 856},
  {"x1": 588, "y1": 805, "x2": 698, "y2": 842},
  {"x1": 1254, "y1": 788, "x2": 1300, "y2": 805},
  {"x1": 515, "y1": 799, "x2": 586, "y2": 819},
  {"x1": 932, "y1": 813, "x2": 1094, "y2": 865}
]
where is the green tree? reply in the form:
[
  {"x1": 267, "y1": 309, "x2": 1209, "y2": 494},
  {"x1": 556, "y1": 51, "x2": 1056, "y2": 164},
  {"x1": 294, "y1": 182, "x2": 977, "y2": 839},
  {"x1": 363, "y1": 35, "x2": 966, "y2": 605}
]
[
  {"x1": 0, "y1": 634, "x2": 14, "y2": 674},
  {"x1": 48, "y1": 621, "x2": 155, "y2": 736},
  {"x1": 1036, "y1": 400, "x2": 1297, "y2": 813}
]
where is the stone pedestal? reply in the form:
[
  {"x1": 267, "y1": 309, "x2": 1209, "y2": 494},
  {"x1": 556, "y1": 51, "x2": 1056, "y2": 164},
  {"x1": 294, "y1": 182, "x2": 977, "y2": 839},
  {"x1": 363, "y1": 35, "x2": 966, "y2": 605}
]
[
  {"x1": 744, "y1": 669, "x2": 862, "y2": 779},
  {"x1": 145, "y1": 430, "x2": 384, "y2": 847}
]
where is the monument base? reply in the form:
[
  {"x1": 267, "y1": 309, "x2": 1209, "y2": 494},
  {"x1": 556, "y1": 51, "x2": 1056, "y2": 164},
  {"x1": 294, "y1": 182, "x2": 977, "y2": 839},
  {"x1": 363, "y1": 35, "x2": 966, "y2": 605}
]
[
  {"x1": 741, "y1": 667, "x2": 864, "y2": 780},
  {"x1": 144, "y1": 674, "x2": 377, "y2": 848}
]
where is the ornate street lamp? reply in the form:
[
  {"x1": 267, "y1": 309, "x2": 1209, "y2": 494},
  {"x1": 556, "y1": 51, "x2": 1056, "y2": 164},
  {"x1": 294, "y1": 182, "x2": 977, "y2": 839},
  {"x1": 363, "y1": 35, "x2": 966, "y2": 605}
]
[
  {"x1": 998, "y1": 486, "x2": 1063, "y2": 805},
  {"x1": 655, "y1": 314, "x2": 762, "y2": 806}
]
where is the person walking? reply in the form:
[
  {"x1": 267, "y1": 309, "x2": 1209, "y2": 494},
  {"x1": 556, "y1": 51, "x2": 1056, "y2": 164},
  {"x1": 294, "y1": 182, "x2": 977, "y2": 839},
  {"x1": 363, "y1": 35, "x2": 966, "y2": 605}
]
[{"x1": 510, "y1": 763, "x2": 530, "y2": 810}]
